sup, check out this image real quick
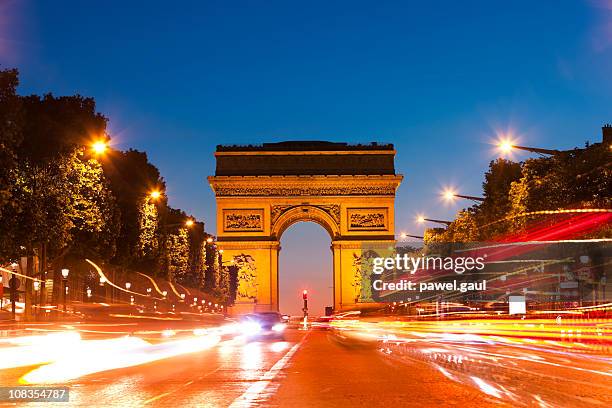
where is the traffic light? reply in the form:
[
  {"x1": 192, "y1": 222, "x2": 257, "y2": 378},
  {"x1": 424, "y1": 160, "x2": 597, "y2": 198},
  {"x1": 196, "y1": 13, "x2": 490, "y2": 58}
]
[{"x1": 302, "y1": 289, "x2": 308, "y2": 300}]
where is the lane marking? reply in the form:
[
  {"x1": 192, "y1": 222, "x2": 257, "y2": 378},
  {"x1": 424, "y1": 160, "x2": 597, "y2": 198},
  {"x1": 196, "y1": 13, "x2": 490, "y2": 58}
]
[
  {"x1": 143, "y1": 392, "x2": 171, "y2": 405},
  {"x1": 229, "y1": 333, "x2": 309, "y2": 408}
]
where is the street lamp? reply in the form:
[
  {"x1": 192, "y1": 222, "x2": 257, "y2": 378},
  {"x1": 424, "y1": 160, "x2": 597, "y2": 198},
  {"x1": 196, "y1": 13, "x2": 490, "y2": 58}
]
[
  {"x1": 146, "y1": 287, "x2": 152, "y2": 296},
  {"x1": 9, "y1": 263, "x2": 17, "y2": 319},
  {"x1": 442, "y1": 188, "x2": 484, "y2": 203},
  {"x1": 185, "y1": 219, "x2": 194, "y2": 227},
  {"x1": 416, "y1": 216, "x2": 451, "y2": 226},
  {"x1": 162, "y1": 290, "x2": 167, "y2": 299},
  {"x1": 125, "y1": 282, "x2": 131, "y2": 290},
  {"x1": 399, "y1": 232, "x2": 424, "y2": 240},
  {"x1": 91, "y1": 140, "x2": 108, "y2": 155},
  {"x1": 180, "y1": 293, "x2": 186, "y2": 301},
  {"x1": 149, "y1": 190, "x2": 161, "y2": 200},
  {"x1": 61, "y1": 268, "x2": 69, "y2": 312},
  {"x1": 497, "y1": 138, "x2": 560, "y2": 156}
]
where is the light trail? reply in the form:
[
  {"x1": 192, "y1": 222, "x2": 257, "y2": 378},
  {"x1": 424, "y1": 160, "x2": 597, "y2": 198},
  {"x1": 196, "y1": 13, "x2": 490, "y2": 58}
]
[
  {"x1": 86, "y1": 259, "x2": 163, "y2": 300},
  {"x1": 331, "y1": 316, "x2": 612, "y2": 406},
  {"x1": 19, "y1": 331, "x2": 222, "y2": 384}
]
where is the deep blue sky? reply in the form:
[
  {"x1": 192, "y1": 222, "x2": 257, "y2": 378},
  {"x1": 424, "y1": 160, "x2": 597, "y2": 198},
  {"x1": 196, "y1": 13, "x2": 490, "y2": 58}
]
[{"x1": 3, "y1": 0, "x2": 612, "y2": 314}]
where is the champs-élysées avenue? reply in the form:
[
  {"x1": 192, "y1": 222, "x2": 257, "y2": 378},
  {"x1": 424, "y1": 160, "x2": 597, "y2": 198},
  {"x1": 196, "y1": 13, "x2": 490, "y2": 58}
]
[{"x1": 0, "y1": 1, "x2": 611, "y2": 407}]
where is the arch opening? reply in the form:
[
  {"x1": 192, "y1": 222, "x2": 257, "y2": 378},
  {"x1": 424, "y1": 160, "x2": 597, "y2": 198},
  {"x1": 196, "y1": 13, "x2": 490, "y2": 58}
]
[{"x1": 278, "y1": 221, "x2": 333, "y2": 316}]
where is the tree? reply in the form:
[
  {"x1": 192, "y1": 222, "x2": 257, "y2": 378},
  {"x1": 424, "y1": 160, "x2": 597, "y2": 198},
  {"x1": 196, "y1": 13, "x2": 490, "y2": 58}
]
[
  {"x1": 101, "y1": 149, "x2": 166, "y2": 268},
  {"x1": 166, "y1": 227, "x2": 190, "y2": 283},
  {"x1": 0, "y1": 69, "x2": 23, "y2": 261},
  {"x1": 508, "y1": 143, "x2": 612, "y2": 237},
  {"x1": 0, "y1": 82, "x2": 119, "y2": 262}
]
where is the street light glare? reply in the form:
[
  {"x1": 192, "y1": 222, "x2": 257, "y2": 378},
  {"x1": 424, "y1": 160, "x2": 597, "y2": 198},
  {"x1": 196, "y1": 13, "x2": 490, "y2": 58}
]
[
  {"x1": 185, "y1": 219, "x2": 194, "y2": 227},
  {"x1": 497, "y1": 139, "x2": 514, "y2": 154},
  {"x1": 149, "y1": 190, "x2": 161, "y2": 200},
  {"x1": 443, "y1": 189, "x2": 456, "y2": 201},
  {"x1": 92, "y1": 140, "x2": 108, "y2": 154},
  {"x1": 416, "y1": 215, "x2": 425, "y2": 223},
  {"x1": 400, "y1": 232, "x2": 407, "y2": 239}
]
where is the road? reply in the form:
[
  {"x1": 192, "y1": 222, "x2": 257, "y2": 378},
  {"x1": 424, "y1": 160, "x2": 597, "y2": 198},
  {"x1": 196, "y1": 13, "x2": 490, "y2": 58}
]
[{"x1": 0, "y1": 319, "x2": 610, "y2": 407}]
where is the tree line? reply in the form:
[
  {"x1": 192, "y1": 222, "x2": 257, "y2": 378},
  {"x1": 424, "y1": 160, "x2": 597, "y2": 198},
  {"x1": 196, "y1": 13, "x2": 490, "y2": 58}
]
[
  {"x1": 0, "y1": 68, "x2": 222, "y2": 294},
  {"x1": 425, "y1": 137, "x2": 611, "y2": 243}
]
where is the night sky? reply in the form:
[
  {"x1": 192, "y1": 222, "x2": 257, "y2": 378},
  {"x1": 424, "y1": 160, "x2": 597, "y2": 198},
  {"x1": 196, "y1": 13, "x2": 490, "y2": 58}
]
[{"x1": 3, "y1": 0, "x2": 612, "y2": 314}]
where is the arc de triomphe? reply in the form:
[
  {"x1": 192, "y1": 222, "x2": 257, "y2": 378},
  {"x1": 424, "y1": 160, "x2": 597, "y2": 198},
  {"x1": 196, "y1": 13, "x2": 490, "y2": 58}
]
[{"x1": 208, "y1": 141, "x2": 402, "y2": 314}]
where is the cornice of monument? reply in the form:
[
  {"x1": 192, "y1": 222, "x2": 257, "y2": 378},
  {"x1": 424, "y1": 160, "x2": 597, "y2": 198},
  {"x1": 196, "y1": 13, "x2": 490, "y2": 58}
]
[{"x1": 208, "y1": 174, "x2": 403, "y2": 197}]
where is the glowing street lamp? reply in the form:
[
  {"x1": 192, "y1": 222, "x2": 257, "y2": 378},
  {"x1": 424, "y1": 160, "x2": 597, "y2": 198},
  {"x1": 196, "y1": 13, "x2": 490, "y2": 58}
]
[
  {"x1": 99, "y1": 276, "x2": 106, "y2": 286},
  {"x1": 61, "y1": 269, "x2": 69, "y2": 312},
  {"x1": 442, "y1": 188, "x2": 484, "y2": 203},
  {"x1": 162, "y1": 290, "x2": 167, "y2": 299},
  {"x1": 91, "y1": 140, "x2": 108, "y2": 155},
  {"x1": 180, "y1": 293, "x2": 186, "y2": 301},
  {"x1": 146, "y1": 287, "x2": 152, "y2": 296},
  {"x1": 416, "y1": 216, "x2": 451, "y2": 226},
  {"x1": 399, "y1": 231, "x2": 424, "y2": 240},
  {"x1": 149, "y1": 190, "x2": 161, "y2": 200},
  {"x1": 206, "y1": 237, "x2": 214, "y2": 244},
  {"x1": 185, "y1": 219, "x2": 194, "y2": 227},
  {"x1": 125, "y1": 282, "x2": 131, "y2": 290},
  {"x1": 497, "y1": 138, "x2": 559, "y2": 156}
]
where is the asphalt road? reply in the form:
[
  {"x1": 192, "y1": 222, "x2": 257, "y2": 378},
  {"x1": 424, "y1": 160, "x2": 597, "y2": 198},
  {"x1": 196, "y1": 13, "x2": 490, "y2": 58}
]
[{"x1": 0, "y1": 322, "x2": 610, "y2": 407}]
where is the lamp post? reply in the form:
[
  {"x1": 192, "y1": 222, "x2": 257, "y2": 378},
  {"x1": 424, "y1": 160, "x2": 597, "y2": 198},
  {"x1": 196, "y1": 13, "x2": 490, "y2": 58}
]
[
  {"x1": 399, "y1": 232, "x2": 424, "y2": 240},
  {"x1": 416, "y1": 216, "x2": 452, "y2": 226},
  {"x1": 61, "y1": 269, "x2": 69, "y2": 312},
  {"x1": 98, "y1": 276, "x2": 106, "y2": 303},
  {"x1": 442, "y1": 189, "x2": 484, "y2": 203},
  {"x1": 497, "y1": 139, "x2": 560, "y2": 156},
  {"x1": 9, "y1": 263, "x2": 18, "y2": 319},
  {"x1": 125, "y1": 282, "x2": 131, "y2": 304}
]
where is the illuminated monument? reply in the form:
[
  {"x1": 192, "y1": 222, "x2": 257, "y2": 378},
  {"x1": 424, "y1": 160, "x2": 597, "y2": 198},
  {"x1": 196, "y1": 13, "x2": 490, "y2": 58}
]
[{"x1": 208, "y1": 141, "x2": 403, "y2": 314}]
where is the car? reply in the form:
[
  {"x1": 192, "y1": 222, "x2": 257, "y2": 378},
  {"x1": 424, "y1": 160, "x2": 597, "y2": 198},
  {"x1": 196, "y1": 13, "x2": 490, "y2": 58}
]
[{"x1": 239, "y1": 312, "x2": 287, "y2": 340}]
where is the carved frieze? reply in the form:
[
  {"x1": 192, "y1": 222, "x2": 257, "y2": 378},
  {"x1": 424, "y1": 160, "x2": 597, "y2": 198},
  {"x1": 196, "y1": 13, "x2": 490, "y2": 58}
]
[
  {"x1": 270, "y1": 204, "x2": 341, "y2": 225},
  {"x1": 347, "y1": 208, "x2": 388, "y2": 231},
  {"x1": 214, "y1": 185, "x2": 397, "y2": 197},
  {"x1": 223, "y1": 209, "x2": 264, "y2": 232}
]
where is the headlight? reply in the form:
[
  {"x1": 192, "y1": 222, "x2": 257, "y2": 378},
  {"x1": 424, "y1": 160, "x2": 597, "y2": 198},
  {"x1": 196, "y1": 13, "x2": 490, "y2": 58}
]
[
  {"x1": 272, "y1": 323, "x2": 286, "y2": 332},
  {"x1": 240, "y1": 321, "x2": 261, "y2": 336}
]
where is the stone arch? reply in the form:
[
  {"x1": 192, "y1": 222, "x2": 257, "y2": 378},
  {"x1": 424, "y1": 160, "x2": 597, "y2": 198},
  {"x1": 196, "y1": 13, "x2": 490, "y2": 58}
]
[
  {"x1": 208, "y1": 141, "x2": 402, "y2": 315},
  {"x1": 271, "y1": 205, "x2": 340, "y2": 241}
]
